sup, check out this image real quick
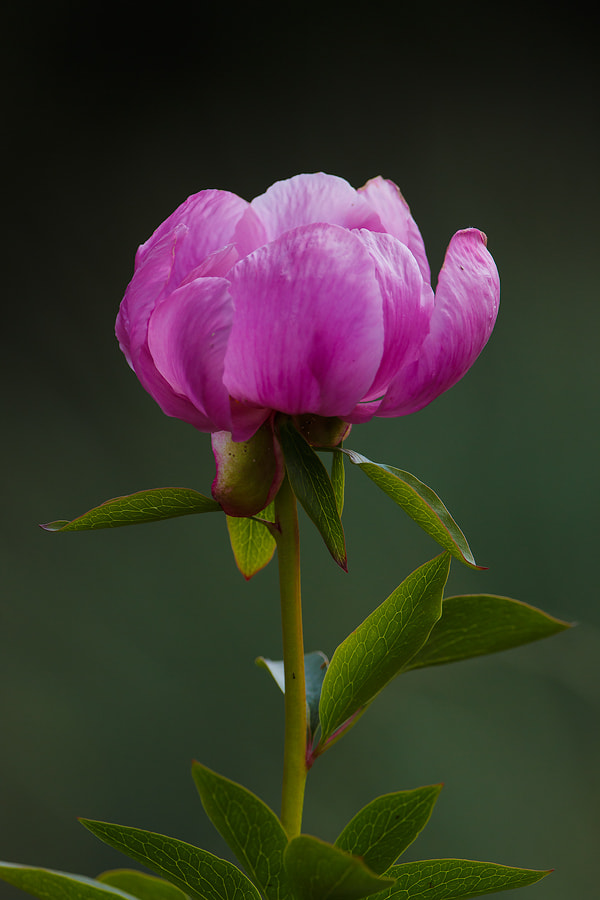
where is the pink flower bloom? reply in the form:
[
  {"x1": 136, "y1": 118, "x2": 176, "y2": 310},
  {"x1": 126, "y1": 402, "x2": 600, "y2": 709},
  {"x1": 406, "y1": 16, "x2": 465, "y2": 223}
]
[{"x1": 116, "y1": 174, "x2": 499, "y2": 513}]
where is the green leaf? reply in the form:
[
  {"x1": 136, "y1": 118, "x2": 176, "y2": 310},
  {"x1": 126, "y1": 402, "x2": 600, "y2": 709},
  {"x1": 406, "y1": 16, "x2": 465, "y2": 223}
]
[
  {"x1": 305, "y1": 650, "x2": 330, "y2": 739},
  {"x1": 79, "y1": 820, "x2": 261, "y2": 900},
  {"x1": 367, "y1": 858, "x2": 550, "y2": 898},
  {"x1": 404, "y1": 594, "x2": 571, "y2": 671},
  {"x1": 318, "y1": 553, "x2": 451, "y2": 747},
  {"x1": 226, "y1": 501, "x2": 277, "y2": 579},
  {"x1": 42, "y1": 488, "x2": 221, "y2": 532},
  {"x1": 0, "y1": 862, "x2": 137, "y2": 900},
  {"x1": 341, "y1": 450, "x2": 479, "y2": 569},
  {"x1": 98, "y1": 870, "x2": 189, "y2": 900},
  {"x1": 256, "y1": 650, "x2": 329, "y2": 741},
  {"x1": 334, "y1": 785, "x2": 442, "y2": 875},
  {"x1": 331, "y1": 449, "x2": 345, "y2": 515},
  {"x1": 284, "y1": 836, "x2": 395, "y2": 900},
  {"x1": 278, "y1": 420, "x2": 347, "y2": 571},
  {"x1": 191, "y1": 761, "x2": 290, "y2": 900}
]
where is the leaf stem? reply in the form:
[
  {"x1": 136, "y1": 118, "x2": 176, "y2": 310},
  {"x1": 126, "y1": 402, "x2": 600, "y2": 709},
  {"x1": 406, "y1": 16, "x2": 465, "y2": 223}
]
[{"x1": 274, "y1": 474, "x2": 307, "y2": 837}]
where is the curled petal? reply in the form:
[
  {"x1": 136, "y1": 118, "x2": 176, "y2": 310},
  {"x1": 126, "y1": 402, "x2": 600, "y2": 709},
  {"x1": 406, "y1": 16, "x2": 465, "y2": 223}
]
[
  {"x1": 377, "y1": 228, "x2": 500, "y2": 417},
  {"x1": 135, "y1": 190, "x2": 266, "y2": 286},
  {"x1": 146, "y1": 277, "x2": 234, "y2": 432},
  {"x1": 224, "y1": 224, "x2": 385, "y2": 417},
  {"x1": 251, "y1": 173, "x2": 384, "y2": 241},
  {"x1": 354, "y1": 230, "x2": 434, "y2": 401},
  {"x1": 359, "y1": 177, "x2": 431, "y2": 282},
  {"x1": 179, "y1": 244, "x2": 240, "y2": 284}
]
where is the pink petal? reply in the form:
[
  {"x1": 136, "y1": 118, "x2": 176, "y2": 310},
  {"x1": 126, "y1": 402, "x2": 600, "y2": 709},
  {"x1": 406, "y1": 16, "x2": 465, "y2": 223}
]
[
  {"x1": 117, "y1": 226, "x2": 218, "y2": 429},
  {"x1": 134, "y1": 343, "x2": 219, "y2": 431},
  {"x1": 359, "y1": 177, "x2": 431, "y2": 282},
  {"x1": 146, "y1": 276, "x2": 235, "y2": 432},
  {"x1": 116, "y1": 225, "x2": 185, "y2": 369},
  {"x1": 354, "y1": 230, "x2": 434, "y2": 401},
  {"x1": 135, "y1": 190, "x2": 266, "y2": 286},
  {"x1": 224, "y1": 223, "x2": 385, "y2": 417},
  {"x1": 377, "y1": 229, "x2": 500, "y2": 417},
  {"x1": 179, "y1": 244, "x2": 240, "y2": 284},
  {"x1": 344, "y1": 398, "x2": 383, "y2": 424},
  {"x1": 250, "y1": 173, "x2": 384, "y2": 241},
  {"x1": 228, "y1": 401, "x2": 271, "y2": 443}
]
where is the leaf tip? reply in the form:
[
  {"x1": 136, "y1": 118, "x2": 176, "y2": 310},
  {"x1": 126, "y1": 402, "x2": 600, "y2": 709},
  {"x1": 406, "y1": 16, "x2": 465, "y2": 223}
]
[
  {"x1": 39, "y1": 521, "x2": 66, "y2": 532},
  {"x1": 459, "y1": 551, "x2": 485, "y2": 570},
  {"x1": 333, "y1": 545, "x2": 349, "y2": 572}
]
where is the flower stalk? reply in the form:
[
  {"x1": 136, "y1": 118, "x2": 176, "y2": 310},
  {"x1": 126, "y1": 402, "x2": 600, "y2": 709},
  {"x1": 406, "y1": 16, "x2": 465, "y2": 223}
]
[{"x1": 274, "y1": 474, "x2": 307, "y2": 837}]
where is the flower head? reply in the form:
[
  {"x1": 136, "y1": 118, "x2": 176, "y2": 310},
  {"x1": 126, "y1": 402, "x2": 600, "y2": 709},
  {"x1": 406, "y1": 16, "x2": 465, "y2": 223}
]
[{"x1": 116, "y1": 174, "x2": 499, "y2": 513}]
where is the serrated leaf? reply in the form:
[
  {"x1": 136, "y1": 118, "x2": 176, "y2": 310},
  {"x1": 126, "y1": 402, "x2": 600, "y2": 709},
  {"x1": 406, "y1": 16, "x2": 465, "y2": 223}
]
[
  {"x1": 367, "y1": 858, "x2": 550, "y2": 898},
  {"x1": 226, "y1": 501, "x2": 277, "y2": 579},
  {"x1": 335, "y1": 785, "x2": 442, "y2": 875},
  {"x1": 341, "y1": 450, "x2": 479, "y2": 569},
  {"x1": 79, "y1": 820, "x2": 261, "y2": 900},
  {"x1": 404, "y1": 594, "x2": 571, "y2": 671},
  {"x1": 42, "y1": 488, "x2": 221, "y2": 532},
  {"x1": 278, "y1": 420, "x2": 347, "y2": 570},
  {"x1": 98, "y1": 869, "x2": 189, "y2": 900},
  {"x1": 331, "y1": 449, "x2": 345, "y2": 515},
  {"x1": 256, "y1": 651, "x2": 329, "y2": 741},
  {"x1": 0, "y1": 862, "x2": 138, "y2": 900},
  {"x1": 191, "y1": 762, "x2": 290, "y2": 900},
  {"x1": 318, "y1": 554, "x2": 451, "y2": 747},
  {"x1": 284, "y1": 836, "x2": 395, "y2": 900}
]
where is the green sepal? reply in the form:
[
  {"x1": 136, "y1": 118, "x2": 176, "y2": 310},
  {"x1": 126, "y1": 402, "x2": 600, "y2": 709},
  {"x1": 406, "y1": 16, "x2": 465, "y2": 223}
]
[
  {"x1": 226, "y1": 501, "x2": 277, "y2": 579},
  {"x1": 98, "y1": 870, "x2": 189, "y2": 900},
  {"x1": 256, "y1": 650, "x2": 329, "y2": 741},
  {"x1": 211, "y1": 421, "x2": 284, "y2": 518},
  {"x1": 366, "y1": 858, "x2": 551, "y2": 898},
  {"x1": 79, "y1": 820, "x2": 261, "y2": 900},
  {"x1": 0, "y1": 862, "x2": 138, "y2": 900},
  {"x1": 404, "y1": 594, "x2": 571, "y2": 671},
  {"x1": 284, "y1": 835, "x2": 395, "y2": 900},
  {"x1": 291, "y1": 414, "x2": 351, "y2": 449},
  {"x1": 278, "y1": 419, "x2": 347, "y2": 571},
  {"x1": 334, "y1": 785, "x2": 442, "y2": 875},
  {"x1": 41, "y1": 487, "x2": 221, "y2": 532},
  {"x1": 341, "y1": 450, "x2": 479, "y2": 569},
  {"x1": 318, "y1": 553, "x2": 451, "y2": 749},
  {"x1": 191, "y1": 761, "x2": 291, "y2": 900}
]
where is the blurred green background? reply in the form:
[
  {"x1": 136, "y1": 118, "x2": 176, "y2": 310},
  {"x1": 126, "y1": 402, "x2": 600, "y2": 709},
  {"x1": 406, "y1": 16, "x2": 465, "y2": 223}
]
[{"x1": 2, "y1": 4, "x2": 598, "y2": 898}]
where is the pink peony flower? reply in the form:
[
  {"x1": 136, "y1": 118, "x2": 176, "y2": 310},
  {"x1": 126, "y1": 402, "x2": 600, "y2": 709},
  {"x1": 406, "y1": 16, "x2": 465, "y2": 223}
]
[
  {"x1": 117, "y1": 174, "x2": 499, "y2": 434},
  {"x1": 116, "y1": 173, "x2": 499, "y2": 513}
]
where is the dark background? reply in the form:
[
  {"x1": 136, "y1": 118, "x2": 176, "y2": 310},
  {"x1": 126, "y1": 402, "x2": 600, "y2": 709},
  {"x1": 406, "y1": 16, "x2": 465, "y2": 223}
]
[{"x1": 2, "y1": 4, "x2": 598, "y2": 898}]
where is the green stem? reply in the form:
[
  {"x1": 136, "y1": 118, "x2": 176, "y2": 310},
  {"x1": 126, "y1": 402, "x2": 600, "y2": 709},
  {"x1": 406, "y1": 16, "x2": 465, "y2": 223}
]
[{"x1": 275, "y1": 474, "x2": 307, "y2": 838}]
